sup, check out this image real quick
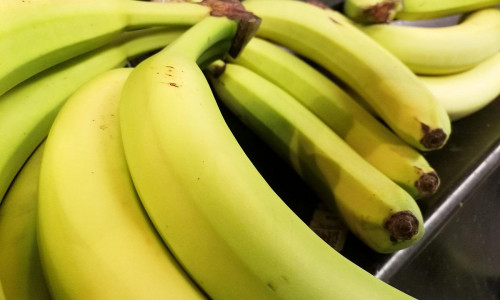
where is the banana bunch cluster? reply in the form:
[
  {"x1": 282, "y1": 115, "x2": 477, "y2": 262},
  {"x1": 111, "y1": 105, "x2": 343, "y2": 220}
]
[{"x1": 0, "y1": 0, "x2": 498, "y2": 299}]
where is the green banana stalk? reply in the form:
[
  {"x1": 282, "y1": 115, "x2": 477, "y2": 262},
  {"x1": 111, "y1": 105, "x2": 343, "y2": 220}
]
[
  {"x1": 230, "y1": 37, "x2": 439, "y2": 199},
  {"x1": 0, "y1": 143, "x2": 51, "y2": 300},
  {"x1": 207, "y1": 60, "x2": 425, "y2": 253},
  {"x1": 243, "y1": 0, "x2": 451, "y2": 152},
  {"x1": 343, "y1": 0, "x2": 403, "y2": 23},
  {"x1": 0, "y1": 26, "x2": 183, "y2": 204},
  {"x1": 419, "y1": 52, "x2": 500, "y2": 121},
  {"x1": 119, "y1": 5, "x2": 416, "y2": 300},
  {"x1": 396, "y1": 0, "x2": 500, "y2": 20},
  {"x1": 37, "y1": 68, "x2": 206, "y2": 299},
  {"x1": 0, "y1": 0, "x2": 210, "y2": 96},
  {"x1": 361, "y1": 8, "x2": 500, "y2": 75}
]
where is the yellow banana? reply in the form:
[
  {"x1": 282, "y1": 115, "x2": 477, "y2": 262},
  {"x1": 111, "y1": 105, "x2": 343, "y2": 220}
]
[
  {"x1": 0, "y1": 0, "x2": 209, "y2": 96},
  {"x1": 0, "y1": 280, "x2": 5, "y2": 300},
  {"x1": 243, "y1": 0, "x2": 451, "y2": 151},
  {"x1": 119, "y1": 9, "x2": 416, "y2": 300},
  {"x1": 396, "y1": 0, "x2": 500, "y2": 20},
  {"x1": 37, "y1": 68, "x2": 206, "y2": 299},
  {"x1": 0, "y1": 143, "x2": 51, "y2": 300},
  {"x1": 343, "y1": 0, "x2": 402, "y2": 23},
  {"x1": 361, "y1": 8, "x2": 500, "y2": 75},
  {"x1": 419, "y1": 52, "x2": 500, "y2": 121},
  {"x1": 231, "y1": 37, "x2": 439, "y2": 199},
  {"x1": 0, "y1": 26, "x2": 183, "y2": 204},
  {"x1": 207, "y1": 60, "x2": 425, "y2": 253}
]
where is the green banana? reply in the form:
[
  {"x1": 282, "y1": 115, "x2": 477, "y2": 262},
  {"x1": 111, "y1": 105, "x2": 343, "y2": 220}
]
[
  {"x1": 0, "y1": 26, "x2": 183, "y2": 204},
  {"x1": 207, "y1": 60, "x2": 424, "y2": 253},
  {"x1": 343, "y1": 0, "x2": 402, "y2": 23},
  {"x1": 0, "y1": 0, "x2": 210, "y2": 96},
  {"x1": 419, "y1": 52, "x2": 500, "y2": 121},
  {"x1": 231, "y1": 37, "x2": 439, "y2": 199},
  {"x1": 0, "y1": 143, "x2": 51, "y2": 300},
  {"x1": 361, "y1": 8, "x2": 500, "y2": 75},
  {"x1": 119, "y1": 9, "x2": 416, "y2": 300},
  {"x1": 243, "y1": 0, "x2": 451, "y2": 152},
  {"x1": 396, "y1": 0, "x2": 500, "y2": 20},
  {"x1": 37, "y1": 68, "x2": 206, "y2": 299}
]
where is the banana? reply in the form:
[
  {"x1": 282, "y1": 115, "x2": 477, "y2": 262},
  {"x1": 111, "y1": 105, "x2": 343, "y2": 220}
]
[
  {"x1": 0, "y1": 280, "x2": 5, "y2": 300},
  {"x1": 0, "y1": 26, "x2": 183, "y2": 204},
  {"x1": 361, "y1": 8, "x2": 500, "y2": 75},
  {"x1": 231, "y1": 37, "x2": 439, "y2": 199},
  {"x1": 37, "y1": 68, "x2": 206, "y2": 299},
  {"x1": 396, "y1": 0, "x2": 500, "y2": 20},
  {"x1": 0, "y1": 0, "x2": 211, "y2": 96},
  {"x1": 343, "y1": 0, "x2": 402, "y2": 23},
  {"x1": 419, "y1": 52, "x2": 500, "y2": 121},
  {"x1": 119, "y1": 9, "x2": 416, "y2": 300},
  {"x1": 0, "y1": 143, "x2": 52, "y2": 300},
  {"x1": 243, "y1": 0, "x2": 451, "y2": 152},
  {"x1": 207, "y1": 60, "x2": 425, "y2": 253}
]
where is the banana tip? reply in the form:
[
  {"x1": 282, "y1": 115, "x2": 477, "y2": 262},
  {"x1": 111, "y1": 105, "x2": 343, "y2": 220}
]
[
  {"x1": 415, "y1": 171, "x2": 440, "y2": 197},
  {"x1": 385, "y1": 211, "x2": 419, "y2": 242},
  {"x1": 420, "y1": 123, "x2": 447, "y2": 150}
]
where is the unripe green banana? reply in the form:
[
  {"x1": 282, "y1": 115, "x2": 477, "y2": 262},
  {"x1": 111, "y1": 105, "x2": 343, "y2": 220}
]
[
  {"x1": 396, "y1": 0, "x2": 500, "y2": 20},
  {"x1": 419, "y1": 52, "x2": 500, "y2": 121},
  {"x1": 0, "y1": 26, "x2": 183, "y2": 204},
  {"x1": 0, "y1": 143, "x2": 51, "y2": 300},
  {"x1": 119, "y1": 10, "x2": 416, "y2": 300},
  {"x1": 361, "y1": 8, "x2": 500, "y2": 75},
  {"x1": 243, "y1": 0, "x2": 451, "y2": 151},
  {"x1": 207, "y1": 60, "x2": 425, "y2": 253},
  {"x1": 0, "y1": 0, "x2": 210, "y2": 96},
  {"x1": 37, "y1": 68, "x2": 206, "y2": 300},
  {"x1": 343, "y1": 0, "x2": 402, "y2": 23},
  {"x1": 231, "y1": 37, "x2": 439, "y2": 199}
]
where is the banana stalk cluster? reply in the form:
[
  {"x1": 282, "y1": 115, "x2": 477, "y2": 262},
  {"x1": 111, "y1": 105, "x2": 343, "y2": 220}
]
[{"x1": 0, "y1": 0, "x2": 498, "y2": 299}]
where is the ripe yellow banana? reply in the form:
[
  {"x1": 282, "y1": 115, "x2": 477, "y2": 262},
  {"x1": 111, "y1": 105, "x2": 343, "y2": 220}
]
[
  {"x1": 343, "y1": 0, "x2": 402, "y2": 23},
  {"x1": 243, "y1": 0, "x2": 451, "y2": 151},
  {"x1": 119, "y1": 10, "x2": 416, "y2": 300},
  {"x1": 37, "y1": 68, "x2": 206, "y2": 299},
  {"x1": 0, "y1": 143, "x2": 51, "y2": 300},
  {"x1": 361, "y1": 8, "x2": 500, "y2": 75},
  {"x1": 207, "y1": 60, "x2": 425, "y2": 253},
  {"x1": 231, "y1": 37, "x2": 439, "y2": 199},
  {"x1": 396, "y1": 0, "x2": 500, "y2": 20},
  {"x1": 0, "y1": 26, "x2": 183, "y2": 204},
  {"x1": 0, "y1": 0, "x2": 210, "y2": 96},
  {"x1": 419, "y1": 52, "x2": 500, "y2": 121}
]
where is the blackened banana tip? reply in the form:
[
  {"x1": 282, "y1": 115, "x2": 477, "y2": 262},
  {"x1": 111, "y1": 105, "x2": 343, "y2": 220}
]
[
  {"x1": 420, "y1": 123, "x2": 447, "y2": 150},
  {"x1": 385, "y1": 211, "x2": 419, "y2": 241},
  {"x1": 415, "y1": 171, "x2": 440, "y2": 197}
]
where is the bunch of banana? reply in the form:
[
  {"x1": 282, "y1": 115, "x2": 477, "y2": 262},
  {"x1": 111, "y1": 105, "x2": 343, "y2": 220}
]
[
  {"x1": 118, "y1": 5, "x2": 417, "y2": 299},
  {"x1": 0, "y1": 143, "x2": 52, "y2": 300},
  {"x1": 0, "y1": 26, "x2": 183, "y2": 204},
  {"x1": 37, "y1": 68, "x2": 207, "y2": 299},
  {"x1": 229, "y1": 37, "x2": 439, "y2": 199},
  {"x1": 0, "y1": 0, "x2": 211, "y2": 97},
  {"x1": 243, "y1": 0, "x2": 451, "y2": 152},
  {"x1": 206, "y1": 60, "x2": 425, "y2": 253}
]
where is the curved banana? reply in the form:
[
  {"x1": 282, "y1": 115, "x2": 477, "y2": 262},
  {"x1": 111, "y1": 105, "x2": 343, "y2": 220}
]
[
  {"x1": 396, "y1": 0, "x2": 500, "y2": 20},
  {"x1": 0, "y1": 26, "x2": 183, "y2": 204},
  {"x1": 37, "y1": 68, "x2": 206, "y2": 299},
  {"x1": 231, "y1": 37, "x2": 439, "y2": 199},
  {"x1": 361, "y1": 8, "x2": 500, "y2": 75},
  {"x1": 243, "y1": 0, "x2": 451, "y2": 152},
  {"x1": 0, "y1": 0, "x2": 210, "y2": 96},
  {"x1": 343, "y1": 0, "x2": 402, "y2": 23},
  {"x1": 207, "y1": 60, "x2": 425, "y2": 253},
  {"x1": 419, "y1": 52, "x2": 500, "y2": 121},
  {"x1": 0, "y1": 143, "x2": 51, "y2": 300},
  {"x1": 119, "y1": 11, "x2": 416, "y2": 300}
]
